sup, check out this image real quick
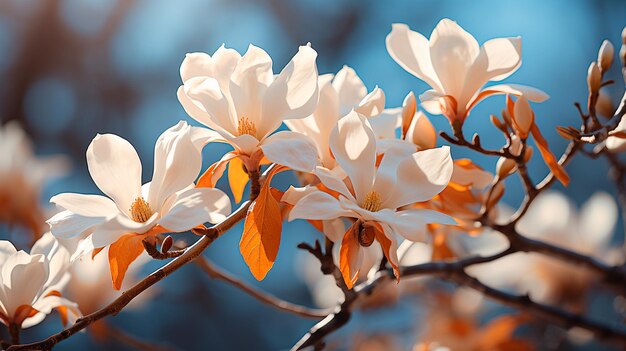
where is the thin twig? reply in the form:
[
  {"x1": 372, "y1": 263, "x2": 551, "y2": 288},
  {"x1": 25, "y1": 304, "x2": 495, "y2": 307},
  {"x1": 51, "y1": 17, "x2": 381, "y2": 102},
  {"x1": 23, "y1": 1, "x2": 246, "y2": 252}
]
[{"x1": 194, "y1": 256, "x2": 334, "y2": 319}]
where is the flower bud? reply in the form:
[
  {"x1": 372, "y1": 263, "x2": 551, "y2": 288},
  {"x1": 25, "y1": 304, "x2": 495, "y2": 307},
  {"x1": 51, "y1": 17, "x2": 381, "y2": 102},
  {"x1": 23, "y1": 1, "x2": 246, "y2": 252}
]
[
  {"x1": 509, "y1": 135, "x2": 522, "y2": 156},
  {"x1": 598, "y1": 40, "x2": 614, "y2": 72},
  {"x1": 512, "y1": 96, "x2": 534, "y2": 139},
  {"x1": 596, "y1": 87, "x2": 614, "y2": 118},
  {"x1": 161, "y1": 235, "x2": 173, "y2": 253},
  {"x1": 496, "y1": 157, "x2": 517, "y2": 178},
  {"x1": 587, "y1": 62, "x2": 601, "y2": 92},
  {"x1": 524, "y1": 146, "x2": 534, "y2": 162},
  {"x1": 401, "y1": 91, "x2": 417, "y2": 137}
]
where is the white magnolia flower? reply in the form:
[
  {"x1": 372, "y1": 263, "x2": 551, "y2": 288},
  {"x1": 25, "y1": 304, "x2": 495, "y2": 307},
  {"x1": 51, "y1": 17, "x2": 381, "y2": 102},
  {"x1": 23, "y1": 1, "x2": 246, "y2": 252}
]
[
  {"x1": 285, "y1": 65, "x2": 400, "y2": 170},
  {"x1": 0, "y1": 233, "x2": 80, "y2": 329},
  {"x1": 178, "y1": 44, "x2": 321, "y2": 176},
  {"x1": 386, "y1": 19, "x2": 548, "y2": 125},
  {"x1": 47, "y1": 121, "x2": 231, "y2": 289},
  {"x1": 0, "y1": 122, "x2": 69, "y2": 236},
  {"x1": 288, "y1": 111, "x2": 455, "y2": 287}
]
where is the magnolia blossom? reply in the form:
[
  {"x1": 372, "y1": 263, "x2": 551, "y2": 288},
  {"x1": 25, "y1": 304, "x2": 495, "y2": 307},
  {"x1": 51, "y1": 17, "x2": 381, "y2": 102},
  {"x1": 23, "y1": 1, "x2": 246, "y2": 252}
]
[
  {"x1": 386, "y1": 19, "x2": 548, "y2": 125},
  {"x1": 288, "y1": 111, "x2": 455, "y2": 287},
  {"x1": 285, "y1": 65, "x2": 399, "y2": 170},
  {"x1": 48, "y1": 121, "x2": 231, "y2": 288},
  {"x1": 178, "y1": 44, "x2": 321, "y2": 185},
  {"x1": 0, "y1": 122, "x2": 69, "y2": 237},
  {"x1": 0, "y1": 233, "x2": 80, "y2": 329}
]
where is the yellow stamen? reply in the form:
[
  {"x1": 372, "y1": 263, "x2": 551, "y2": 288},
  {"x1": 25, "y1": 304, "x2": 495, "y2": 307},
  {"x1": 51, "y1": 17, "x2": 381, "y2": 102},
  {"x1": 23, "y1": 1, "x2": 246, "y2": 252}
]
[
  {"x1": 362, "y1": 191, "x2": 382, "y2": 212},
  {"x1": 237, "y1": 117, "x2": 257, "y2": 137},
  {"x1": 130, "y1": 197, "x2": 153, "y2": 223}
]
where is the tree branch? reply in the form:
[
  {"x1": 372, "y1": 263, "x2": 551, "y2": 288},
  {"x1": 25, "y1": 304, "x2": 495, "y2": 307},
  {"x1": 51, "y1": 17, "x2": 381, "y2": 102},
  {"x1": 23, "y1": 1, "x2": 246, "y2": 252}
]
[{"x1": 194, "y1": 256, "x2": 334, "y2": 319}]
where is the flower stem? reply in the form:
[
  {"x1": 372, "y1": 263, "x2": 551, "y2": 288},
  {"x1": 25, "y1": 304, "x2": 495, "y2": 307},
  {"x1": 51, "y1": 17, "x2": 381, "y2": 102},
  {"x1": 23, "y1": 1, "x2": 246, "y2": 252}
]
[{"x1": 9, "y1": 323, "x2": 20, "y2": 345}]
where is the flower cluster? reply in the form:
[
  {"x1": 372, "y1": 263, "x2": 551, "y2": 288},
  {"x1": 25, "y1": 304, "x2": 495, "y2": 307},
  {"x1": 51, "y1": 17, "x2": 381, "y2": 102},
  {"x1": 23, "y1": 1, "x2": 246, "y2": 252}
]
[{"x1": 2, "y1": 17, "x2": 626, "y2": 350}]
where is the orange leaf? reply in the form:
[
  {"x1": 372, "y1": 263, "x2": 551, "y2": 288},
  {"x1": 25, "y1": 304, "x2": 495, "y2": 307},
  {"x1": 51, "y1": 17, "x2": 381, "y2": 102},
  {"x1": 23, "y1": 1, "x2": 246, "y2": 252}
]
[
  {"x1": 239, "y1": 167, "x2": 286, "y2": 280},
  {"x1": 339, "y1": 221, "x2": 361, "y2": 289},
  {"x1": 228, "y1": 156, "x2": 249, "y2": 203},
  {"x1": 530, "y1": 124, "x2": 570, "y2": 186},
  {"x1": 197, "y1": 152, "x2": 238, "y2": 188},
  {"x1": 108, "y1": 233, "x2": 146, "y2": 290},
  {"x1": 372, "y1": 222, "x2": 400, "y2": 282}
]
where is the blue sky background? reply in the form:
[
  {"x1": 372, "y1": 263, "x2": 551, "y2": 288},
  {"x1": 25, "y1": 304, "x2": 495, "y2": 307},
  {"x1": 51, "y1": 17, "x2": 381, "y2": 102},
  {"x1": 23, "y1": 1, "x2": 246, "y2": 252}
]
[{"x1": 1, "y1": 0, "x2": 625, "y2": 349}]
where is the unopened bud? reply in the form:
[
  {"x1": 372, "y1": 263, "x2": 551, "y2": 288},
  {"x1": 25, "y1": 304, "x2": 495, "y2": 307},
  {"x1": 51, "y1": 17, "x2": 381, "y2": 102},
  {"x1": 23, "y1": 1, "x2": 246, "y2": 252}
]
[
  {"x1": 358, "y1": 225, "x2": 376, "y2": 247},
  {"x1": 596, "y1": 88, "x2": 615, "y2": 118},
  {"x1": 509, "y1": 135, "x2": 522, "y2": 156},
  {"x1": 512, "y1": 96, "x2": 534, "y2": 139},
  {"x1": 496, "y1": 157, "x2": 517, "y2": 178},
  {"x1": 161, "y1": 235, "x2": 173, "y2": 253},
  {"x1": 490, "y1": 114, "x2": 507, "y2": 133},
  {"x1": 401, "y1": 91, "x2": 417, "y2": 137},
  {"x1": 587, "y1": 62, "x2": 601, "y2": 92},
  {"x1": 598, "y1": 40, "x2": 614, "y2": 72}
]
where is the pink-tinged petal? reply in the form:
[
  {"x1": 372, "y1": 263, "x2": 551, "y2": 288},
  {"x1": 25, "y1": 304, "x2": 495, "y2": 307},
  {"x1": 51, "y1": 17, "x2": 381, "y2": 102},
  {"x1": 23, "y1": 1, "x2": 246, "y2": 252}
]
[
  {"x1": 47, "y1": 211, "x2": 108, "y2": 240},
  {"x1": 329, "y1": 111, "x2": 377, "y2": 203},
  {"x1": 369, "y1": 108, "x2": 401, "y2": 140},
  {"x1": 158, "y1": 188, "x2": 231, "y2": 231},
  {"x1": 406, "y1": 111, "x2": 437, "y2": 150},
  {"x1": 355, "y1": 86, "x2": 385, "y2": 118},
  {"x1": 261, "y1": 131, "x2": 320, "y2": 172},
  {"x1": 386, "y1": 24, "x2": 442, "y2": 92},
  {"x1": 386, "y1": 146, "x2": 453, "y2": 208},
  {"x1": 468, "y1": 84, "x2": 549, "y2": 112},
  {"x1": 184, "y1": 77, "x2": 237, "y2": 135},
  {"x1": 261, "y1": 45, "x2": 319, "y2": 138},
  {"x1": 332, "y1": 66, "x2": 368, "y2": 116},
  {"x1": 429, "y1": 19, "x2": 480, "y2": 98},
  {"x1": 579, "y1": 192, "x2": 617, "y2": 251},
  {"x1": 50, "y1": 193, "x2": 118, "y2": 217},
  {"x1": 230, "y1": 44, "x2": 273, "y2": 131},
  {"x1": 148, "y1": 122, "x2": 203, "y2": 210},
  {"x1": 90, "y1": 214, "x2": 158, "y2": 248},
  {"x1": 460, "y1": 37, "x2": 522, "y2": 109},
  {"x1": 86, "y1": 134, "x2": 142, "y2": 214},
  {"x1": 289, "y1": 191, "x2": 354, "y2": 221},
  {"x1": 313, "y1": 166, "x2": 355, "y2": 202}
]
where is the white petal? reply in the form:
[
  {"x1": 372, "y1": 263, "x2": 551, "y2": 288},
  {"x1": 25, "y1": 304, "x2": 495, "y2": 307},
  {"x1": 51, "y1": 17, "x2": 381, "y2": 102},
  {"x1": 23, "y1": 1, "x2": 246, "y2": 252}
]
[
  {"x1": 373, "y1": 145, "x2": 416, "y2": 206},
  {"x1": 332, "y1": 66, "x2": 368, "y2": 116},
  {"x1": 393, "y1": 209, "x2": 456, "y2": 241},
  {"x1": 313, "y1": 166, "x2": 355, "y2": 202},
  {"x1": 230, "y1": 44, "x2": 273, "y2": 132},
  {"x1": 579, "y1": 192, "x2": 617, "y2": 250},
  {"x1": 47, "y1": 211, "x2": 108, "y2": 240},
  {"x1": 607, "y1": 116, "x2": 626, "y2": 152},
  {"x1": 224, "y1": 133, "x2": 260, "y2": 156},
  {"x1": 50, "y1": 193, "x2": 118, "y2": 217},
  {"x1": 354, "y1": 86, "x2": 385, "y2": 118},
  {"x1": 261, "y1": 131, "x2": 320, "y2": 172},
  {"x1": 386, "y1": 24, "x2": 442, "y2": 91},
  {"x1": 469, "y1": 83, "x2": 549, "y2": 111},
  {"x1": 369, "y1": 107, "x2": 401, "y2": 140},
  {"x1": 180, "y1": 52, "x2": 212, "y2": 82},
  {"x1": 261, "y1": 45, "x2": 319, "y2": 138},
  {"x1": 184, "y1": 77, "x2": 237, "y2": 135},
  {"x1": 148, "y1": 122, "x2": 203, "y2": 210},
  {"x1": 289, "y1": 191, "x2": 354, "y2": 221},
  {"x1": 158, "y1": 188, "x2": 231, "y2": 231},
  {"x1": 459, "y1": 37, "x2": 522, "y2": 109},
  {"x1": 2, "y1": 252, "x2": 48, "y2": 318},
  {"x1": 429, "y1": 19, "x2": 480, "y2": 97},
  {"x1": 86, "y1": 134, "x2": 142, "y2": 214},
  {"x1": 0, "y1": 242, "x2": 18, "y2": 263},
  {"x1": 406, "y1": 111, "x2": 437, "y2": 149},
  {"x1": 90, "y1": 214, "x2": 158, "y2": 248},
  {"x1": 329, "y1": 111, "x2": 376, "y2": 203},
  {"x1": 281, "y1": 185, "x2": 317, "y2": 205},
  {"x1": 386, "y1": 146, "x2": 453, "y2": 208},
  {"x1": 189, "y1": 126, "x2": 226, "y2": 150},
  {"x1": 419, "y1": 89, "x2": 446, "y2": 115}
]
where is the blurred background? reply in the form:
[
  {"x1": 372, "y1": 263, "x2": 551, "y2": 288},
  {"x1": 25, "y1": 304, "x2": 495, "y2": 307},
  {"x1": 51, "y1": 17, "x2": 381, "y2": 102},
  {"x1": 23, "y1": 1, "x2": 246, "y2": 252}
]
[{"x1": 1, "y1": 0, "x2": 625, "y2": 350}]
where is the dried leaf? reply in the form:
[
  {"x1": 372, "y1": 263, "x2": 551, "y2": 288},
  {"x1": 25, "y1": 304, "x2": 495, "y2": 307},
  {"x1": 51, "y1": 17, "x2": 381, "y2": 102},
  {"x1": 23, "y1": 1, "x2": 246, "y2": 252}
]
[
  {"x1": 339, "y1": 220, "x2": 362, "y2": 289},
  {"x1": 239, "y1": 166, "x2": 286, "y2": 280},
  {"x1": 531, "y1": 124, "x2": 570, "y2": 186},
  {"x1": 228, "y1": 156, "x2": 249, "y2": 203},
  {"x1": 108, "y1": 233, "x2": 146, "y2": 290}
]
